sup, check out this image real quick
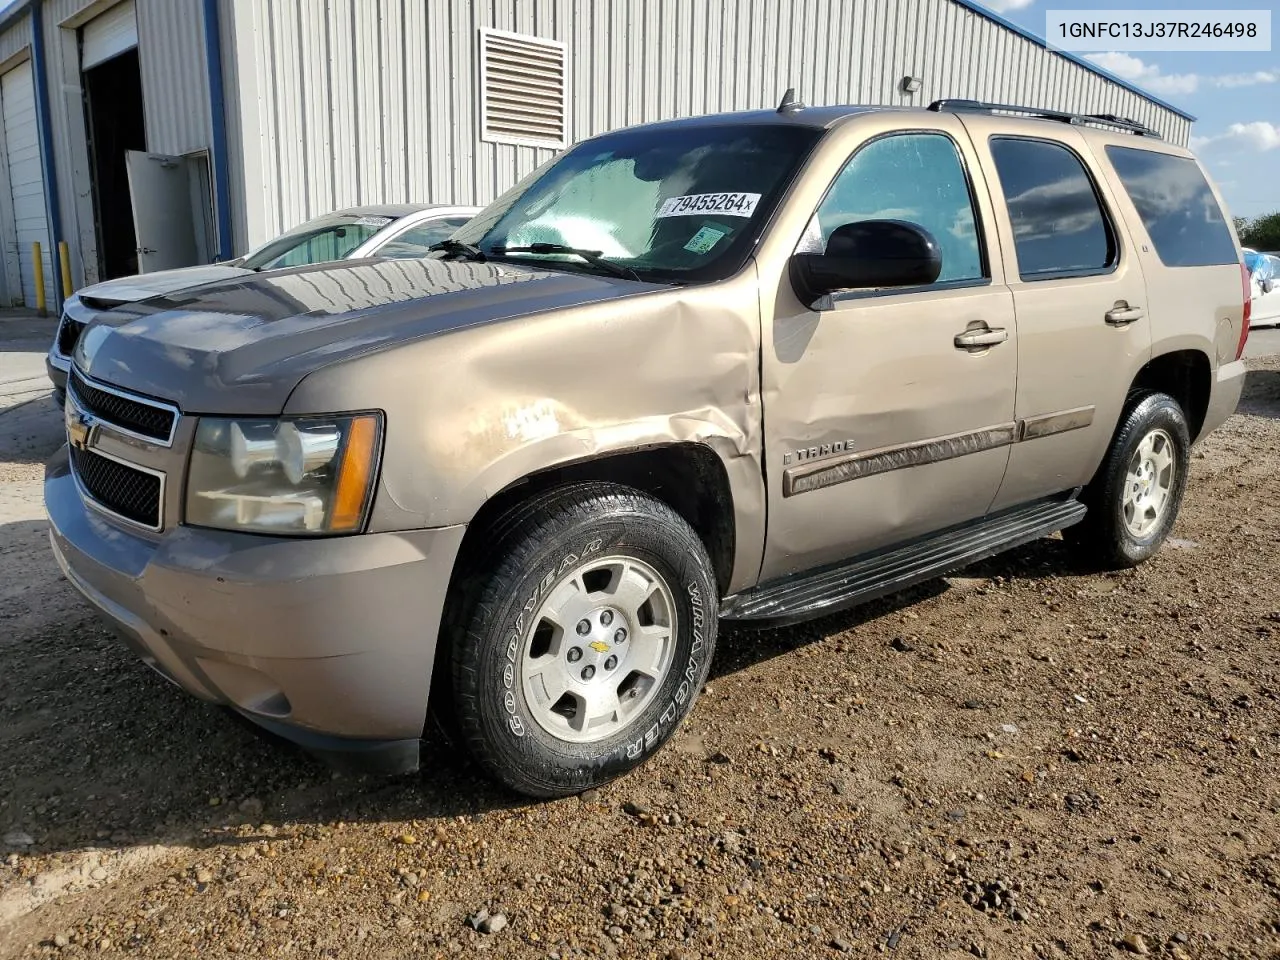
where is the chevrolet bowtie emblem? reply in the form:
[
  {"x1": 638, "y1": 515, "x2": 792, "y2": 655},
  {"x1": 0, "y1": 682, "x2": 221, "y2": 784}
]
[
  {"x1": 65, "y1": 401, "x2": 95, "y2": 450},
  {"x1": 588, "y1": 640, "x2": 610, "y2": 654}
]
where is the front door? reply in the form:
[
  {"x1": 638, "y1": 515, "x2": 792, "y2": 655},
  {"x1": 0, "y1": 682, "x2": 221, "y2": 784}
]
[
  {"x1": 759, "y1": 119, "x2": 1018, "y2": 581},
  {"x1": 125, "y1": 150, "x2": 198, "y2": 273},
  {"x1": 959, "y1": 122, "x2": 1153, "y2": 511}
]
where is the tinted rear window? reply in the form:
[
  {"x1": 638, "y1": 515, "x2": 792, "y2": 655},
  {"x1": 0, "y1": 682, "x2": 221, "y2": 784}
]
[
  {"x1": 1105, "y1": 146, "x2": 1237, "y2": 267},
  {"x1": 989, "y1": 137, "x2": 1115, "y2": 280}
]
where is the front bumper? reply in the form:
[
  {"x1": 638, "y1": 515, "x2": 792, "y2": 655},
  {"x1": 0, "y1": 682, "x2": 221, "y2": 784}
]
[{"x1": 45, "y1": 447, "x2": 466, "y2": 774}]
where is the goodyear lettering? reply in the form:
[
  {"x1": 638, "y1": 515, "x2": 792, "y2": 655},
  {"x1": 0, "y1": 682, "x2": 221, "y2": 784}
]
[
  {"x1": 501, "y1": 537, "x2": 710, "y2": 764},
  {"x1": 498, "y1": 535, "x2": 617, "y2": 744}
]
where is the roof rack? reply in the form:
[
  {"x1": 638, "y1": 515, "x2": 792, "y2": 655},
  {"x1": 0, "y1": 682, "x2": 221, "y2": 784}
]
[{"x1": 927, "y1": 98, "x2": 1162, "y2": 138}]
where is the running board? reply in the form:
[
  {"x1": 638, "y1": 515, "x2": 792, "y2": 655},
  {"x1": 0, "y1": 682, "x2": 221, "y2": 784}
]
[{"x1": 721, "y1": 498, "x2": 1087, "y2": 627}]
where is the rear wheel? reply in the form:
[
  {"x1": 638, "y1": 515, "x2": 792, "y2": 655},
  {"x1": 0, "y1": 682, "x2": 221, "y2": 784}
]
[
  {"x1": 1068, "y1": 392, "x2": 1190, "y2": 568},
  {"x1": 449, "y1": 483, "x2": 718, "y2": 798}
]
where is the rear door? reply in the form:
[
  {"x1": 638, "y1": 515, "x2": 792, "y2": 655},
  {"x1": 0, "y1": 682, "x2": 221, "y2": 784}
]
[
  {"x1": 1101, "y1": 145, "x2": 1246, "y2": 366},
  {"x1": 961, "y1": 120, "x2": 1153, "y2": 511}
]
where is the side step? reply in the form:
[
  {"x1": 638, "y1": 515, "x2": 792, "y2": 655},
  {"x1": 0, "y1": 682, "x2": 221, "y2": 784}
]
[{"x1": 721, "y1": 498, "x2": 1087, "y2": 627}]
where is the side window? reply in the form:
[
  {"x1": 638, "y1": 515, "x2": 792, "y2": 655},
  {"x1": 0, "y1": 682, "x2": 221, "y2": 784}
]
[
  {"x1": 375, "y1": 218, "x2": 473, "y2": 259},
  {"x1": 988, "y1": 138, "x2": 1115, "y2": 280},
  {"x1": 1105, "y1": 146, "x2": 1237, "y2": 267},
  {"x1": 807, "y1": 133, "x2": 986, "y2": 285}
]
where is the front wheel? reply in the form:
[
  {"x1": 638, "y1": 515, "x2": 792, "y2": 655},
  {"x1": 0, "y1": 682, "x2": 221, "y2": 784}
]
[
  {"x1": 1068, "y1": 392, "x2": 1190, "y2": 568},
  {"x1": 450, "y1": 483, "x2": 718, "y2": 798}
]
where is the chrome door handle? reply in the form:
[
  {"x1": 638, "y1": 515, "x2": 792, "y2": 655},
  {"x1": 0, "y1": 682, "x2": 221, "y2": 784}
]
[
  {"x1": 1105, "y1": 303, "x2": 1145, "y2": 325},
  {"x1": 954, "y1": 326, "x2": 1009, "y2": 349}
]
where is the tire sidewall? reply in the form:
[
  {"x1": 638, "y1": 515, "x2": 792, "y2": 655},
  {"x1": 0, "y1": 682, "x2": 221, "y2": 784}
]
[
  {"x1": 466, "y1": 505, "x2": 716, "y2": 795},
  {"x1": 1103, "y1": 395, "x2": 1190, "y2": 563}
]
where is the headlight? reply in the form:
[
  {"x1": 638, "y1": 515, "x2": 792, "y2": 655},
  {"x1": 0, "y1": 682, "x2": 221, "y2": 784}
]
[{"x1": 186, "y1": 413, "x2": 382, "y2": 535}]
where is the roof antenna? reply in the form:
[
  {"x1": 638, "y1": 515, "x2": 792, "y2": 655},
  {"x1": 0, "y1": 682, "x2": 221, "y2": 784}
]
[{"x1": 777, "y1": 87, "x2": 804, "y2": 114}]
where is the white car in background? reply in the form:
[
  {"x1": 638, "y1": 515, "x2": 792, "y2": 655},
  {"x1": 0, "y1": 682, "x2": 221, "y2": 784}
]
[
  {"x1": 47, "y1": 203, "x2": 480, "y2": 398},
  {"x1": 1244, "y1": 247, "x2": 1280, "y2": 329}
]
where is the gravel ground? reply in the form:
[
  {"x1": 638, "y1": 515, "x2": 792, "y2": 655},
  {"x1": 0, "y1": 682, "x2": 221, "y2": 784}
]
[{"x1": 1, "y1": 359, "x2": 1278, "y2": 960}]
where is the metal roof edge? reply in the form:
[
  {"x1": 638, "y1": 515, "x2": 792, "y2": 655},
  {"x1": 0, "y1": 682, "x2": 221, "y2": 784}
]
[
  {"x1": 0, "y1": 0, "x2": 33, "y2": 40},
  {"x1": 948, "y1": 0, "x2": 1198, "y2": 123}
]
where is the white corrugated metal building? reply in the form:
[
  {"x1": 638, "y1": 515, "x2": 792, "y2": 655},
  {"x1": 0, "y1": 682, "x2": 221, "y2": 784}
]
[{"x1": 0, "y1": 0, "x2": 1195, "y2": 309}]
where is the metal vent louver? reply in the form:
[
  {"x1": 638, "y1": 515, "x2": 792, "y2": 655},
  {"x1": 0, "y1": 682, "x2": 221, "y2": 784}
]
[{"x1": 479, "y1": 29, "x2": 568, "y2": 149}]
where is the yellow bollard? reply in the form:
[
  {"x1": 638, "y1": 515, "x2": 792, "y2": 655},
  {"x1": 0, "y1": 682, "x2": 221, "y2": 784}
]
[
  {"x1": 58, "y1": 241, "x2": 72, "y2": 300},
  {"x1": 32, "y1": 241, "x2": 46, "y2": 317}
]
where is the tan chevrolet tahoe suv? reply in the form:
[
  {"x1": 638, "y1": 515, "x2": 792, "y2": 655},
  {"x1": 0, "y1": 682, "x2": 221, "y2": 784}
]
[{"x1": 45, "y1": 98, "x2": 1249, "y2": 798}]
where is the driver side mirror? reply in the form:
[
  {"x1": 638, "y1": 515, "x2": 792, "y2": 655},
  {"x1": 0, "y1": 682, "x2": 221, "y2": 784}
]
[
  {"x1": 790, "y1": 219, "x2": 943, "y2": 305},
  {"x1": 1263, "y1": 278, "x2": 1276, "y2": 294}
]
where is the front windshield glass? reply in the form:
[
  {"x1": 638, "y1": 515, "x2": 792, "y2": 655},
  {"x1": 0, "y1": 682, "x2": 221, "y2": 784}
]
[
  {"x1": 241, "y1": 213, "x2": 399, "y2": 270},
  {"x1": 450, "y1": 123, "x2": 823, "y2": 283}
]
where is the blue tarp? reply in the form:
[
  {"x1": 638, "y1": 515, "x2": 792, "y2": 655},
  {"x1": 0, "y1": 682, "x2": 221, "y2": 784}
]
[{"x1": 1245, "y1": 250, "x2": 1274, "y2": 280}]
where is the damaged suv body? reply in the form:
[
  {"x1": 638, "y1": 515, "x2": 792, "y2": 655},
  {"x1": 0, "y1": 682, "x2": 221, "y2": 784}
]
[{"x1": 46, "y1": 101, "x2": 1248, "y2": 797}]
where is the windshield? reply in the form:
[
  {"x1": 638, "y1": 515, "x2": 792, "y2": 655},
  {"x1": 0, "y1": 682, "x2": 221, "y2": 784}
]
[
  {"x1": 450, "y1": 123, "x2": 823, "y2": 283},
  {"x1": 241, "y1": 212, "x2": 401, "y2": 270}
]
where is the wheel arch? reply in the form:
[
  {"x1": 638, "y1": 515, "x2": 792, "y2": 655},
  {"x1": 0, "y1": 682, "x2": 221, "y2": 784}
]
[
  {"x1": 454, "y1": 441, "x2": 744, "y2": 598},
  {"x1": 1128, "y1": 348, "x2": 1212, "y2": 440}
]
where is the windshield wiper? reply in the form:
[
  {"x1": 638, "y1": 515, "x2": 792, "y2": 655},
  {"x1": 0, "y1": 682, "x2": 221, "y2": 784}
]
[
  {"x1": 427, "y1": 239, "x2": 487, "y2": 261},
  {"x1": 489, "y1": 243, "x2": 640, "y2": 281}
]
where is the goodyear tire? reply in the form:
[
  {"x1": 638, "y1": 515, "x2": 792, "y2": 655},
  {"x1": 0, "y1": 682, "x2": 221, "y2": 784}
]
[
  {"x1": 450, "y1": 483, "x2": 718, "y2": 798},
  {"x1": 1068, "y1": 392, "x2": 1190, "y2": 568}
]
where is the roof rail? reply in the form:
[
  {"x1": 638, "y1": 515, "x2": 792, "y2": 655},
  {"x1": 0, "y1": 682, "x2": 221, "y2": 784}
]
[{"x1": 927, "y1": 98, "x2": 1162, "y2": 138}]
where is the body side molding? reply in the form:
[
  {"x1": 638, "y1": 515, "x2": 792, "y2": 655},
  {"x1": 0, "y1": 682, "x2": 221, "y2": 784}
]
[{"x1": 783, "y1": 406, "x2": 1096, "y2": 497}]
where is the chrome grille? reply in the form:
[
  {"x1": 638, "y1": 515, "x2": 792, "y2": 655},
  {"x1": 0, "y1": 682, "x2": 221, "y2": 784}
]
[
  {"x1": 69, "y1": 446, "x2": 163, "y2": 529},
  {"x1": 69, "y1": 369, "x2": 178, "y2": 445}
]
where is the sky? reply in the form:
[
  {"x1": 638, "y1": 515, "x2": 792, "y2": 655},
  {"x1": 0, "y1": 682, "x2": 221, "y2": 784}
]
[{"x1": 980, "y1": 0, "x2": 1280, "y2": 220}]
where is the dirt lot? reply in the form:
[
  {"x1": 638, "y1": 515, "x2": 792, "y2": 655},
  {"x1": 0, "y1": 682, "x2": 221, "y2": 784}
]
[{"x1": 1, "y1": 354, "x2": 1278, "y2": 960}]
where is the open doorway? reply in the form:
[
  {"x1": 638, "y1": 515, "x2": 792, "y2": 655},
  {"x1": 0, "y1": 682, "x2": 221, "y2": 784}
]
[{"x1": 82, "y1": 47, "x2": 145, "y2": 279}]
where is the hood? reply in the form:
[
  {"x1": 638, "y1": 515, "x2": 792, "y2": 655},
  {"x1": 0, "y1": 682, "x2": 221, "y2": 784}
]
[
  {"x1": 74, "y1": 257, "x2": 664, "y2": 414},
  {"x1": 76, "y1": 264, "x2": 252, "y2": 304}
]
